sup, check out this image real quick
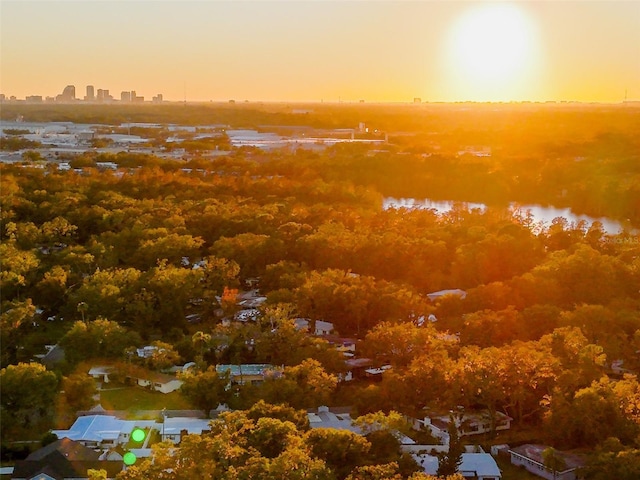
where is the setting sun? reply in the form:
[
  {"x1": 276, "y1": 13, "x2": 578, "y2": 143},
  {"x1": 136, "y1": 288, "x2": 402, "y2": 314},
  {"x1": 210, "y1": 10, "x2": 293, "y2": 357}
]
[{"x1": 445, "y1": 3, "x2": 541, "y2": 101}]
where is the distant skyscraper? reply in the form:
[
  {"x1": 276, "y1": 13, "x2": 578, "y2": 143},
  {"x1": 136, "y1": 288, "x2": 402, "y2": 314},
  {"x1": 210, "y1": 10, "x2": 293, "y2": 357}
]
[
  {"x1": 85, "y1": 85, "x2": 95, "y2": 101},
  {"x1": 63, "y1": 85, "x2": 75, "y2": 99},
  {"x1": 96, "y1": 89, "x2": 112, "y2": 102},
  {"x1": 56, "y1": 85, "x2": 76, "y2": 102},
  {"x1": 121, "y1": 91, "x2": 131, "y2": 102}
]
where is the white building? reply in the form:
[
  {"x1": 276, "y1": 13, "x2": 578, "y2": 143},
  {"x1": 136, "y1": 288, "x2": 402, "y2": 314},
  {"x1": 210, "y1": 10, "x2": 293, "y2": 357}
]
[
  {"x1": 509, "y1": 444, "x2": 585, "y2": 480},
  {"x1": 412, "y1": 452, "x2": 501, "y2": 480},
  {"x1": 294, "y1": 318, "x2": 334, "y2": 336},
  {"x1": 51, "y1": 415, "x2": 156, "y2": 449}
]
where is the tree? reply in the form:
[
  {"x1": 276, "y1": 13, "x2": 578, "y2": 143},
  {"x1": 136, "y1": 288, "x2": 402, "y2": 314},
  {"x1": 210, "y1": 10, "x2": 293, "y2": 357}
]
[
  {"x1": 542, "y1": 447, "x2": 567, "y2": 480},
  {"x1": 179, "y1": 366, "x2": 229, "y2": 413},
  {"x1": 260, "y1": 359, "x2": 338, "y2": 409},
  {"x1": 437, "y1": 413, "x2": 464, "y2": 477},
  {"x1": 1, "y1": 362, "x2": 58, "y2": 441},
  {"x1": 305, "y1": 428, "x2": 371, "y2": 479},
  {"x1": 1, "y1": 298, "x2": 37, "y2": 365},
  {"x1": 246, "y1": 400, "x2": 310, "y2": 431},
  {"x1": 87, "y1": 469, "x2": 107, "y2": 480},
  {"x1": 192, "y1": 331, "x2": 212, "y2": 360},
  {"x1": 143, "y1": 341, "x2": 181, "y2": 370},
  {"x1": 77, "y1": 301, "x2": 88, "y2": 323},
  {"x1": 117, "y1": 408, "x2": 334, "y2": 480},
  {"x1": 59, "y1": 373, "x2": 97, "y2": 413},
  {"x1": 59, "y1": 318, "x2": 142, "y2": 365},
  {"x1": 583, "y1": 443, "x2": 640, "y2": 480},
  {"x1": 543, "y1": 376, "x2": 640, "y2": 448}
]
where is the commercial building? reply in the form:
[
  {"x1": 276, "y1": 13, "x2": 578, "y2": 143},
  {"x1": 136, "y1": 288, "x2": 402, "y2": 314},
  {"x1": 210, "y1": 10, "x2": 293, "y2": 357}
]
[{"x1": 85, "y1": 85, "x2": 95, "y2": 101}]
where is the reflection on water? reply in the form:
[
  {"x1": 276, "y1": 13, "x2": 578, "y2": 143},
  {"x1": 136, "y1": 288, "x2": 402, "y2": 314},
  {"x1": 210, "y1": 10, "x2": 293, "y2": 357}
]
[{"x1": 383, "y1": 197, "x2": 630, "y2": 234}]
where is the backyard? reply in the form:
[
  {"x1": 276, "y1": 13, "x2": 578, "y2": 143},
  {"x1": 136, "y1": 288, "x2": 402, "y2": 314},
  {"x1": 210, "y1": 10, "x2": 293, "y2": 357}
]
[{"x1": 100, "y1": 387, "x2": 194, "y2": 413}]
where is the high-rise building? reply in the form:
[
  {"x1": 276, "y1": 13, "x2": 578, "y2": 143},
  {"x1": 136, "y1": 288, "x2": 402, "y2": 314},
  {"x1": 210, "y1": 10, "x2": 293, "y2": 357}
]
[
  {"x1": 85, "y1": 85, "x2": 95, "y2": 101},
  {"x1": 96, "y1": 89, "x2": 112, "y2": 102},
  {"x1": 121, "y1": 91, "x2": 131, "y2": 102},
  {"x1": 56, "y1": 85, "x2": 76, "y2": 102},
  {"x1": 152, "y1": 94, "x2": 163, "y2": 103}
]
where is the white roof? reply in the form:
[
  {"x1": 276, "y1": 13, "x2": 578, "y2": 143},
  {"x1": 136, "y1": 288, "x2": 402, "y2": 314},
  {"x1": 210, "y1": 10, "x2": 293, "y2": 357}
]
[
  {"x1": 427, "y1": 289, "x2": 467, "y2": 301},
  {"x1": 307, "y1": 410, "x2": 362, "y2": 434},
  {"x1": 459, "y1": 453, "x2": 501, "y2": 477},
  {"x1": 51, "y1": 415, "x2": 155, "y2": 443},
  {"x1": 413, "y1": 453, "x2": 501, "y2": 478},
  {"x1": 162, "y1": 417, "x2": 211, "y2": 436}
]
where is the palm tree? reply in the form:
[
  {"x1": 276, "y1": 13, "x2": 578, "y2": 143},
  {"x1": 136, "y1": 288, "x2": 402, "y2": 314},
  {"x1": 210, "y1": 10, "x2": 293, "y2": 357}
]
[
  {"x1": 192, "y1": 331, "x2": 211, "y2": 360},
  {"x1": 77, "y1": 302, "x2": 88, "y2": 323}
]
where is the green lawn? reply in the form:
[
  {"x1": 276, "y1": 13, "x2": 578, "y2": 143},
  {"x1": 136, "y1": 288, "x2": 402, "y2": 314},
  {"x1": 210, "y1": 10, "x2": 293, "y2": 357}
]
[
  {"x1": 496, "y1": 455, "x2": 542, "y2": 480},
  {"x1": 100, "y1": 387, "x2": 194, "y2": 413}
]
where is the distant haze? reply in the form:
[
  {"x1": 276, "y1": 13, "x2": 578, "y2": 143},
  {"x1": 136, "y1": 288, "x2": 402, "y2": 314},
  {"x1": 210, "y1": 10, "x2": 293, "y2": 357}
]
[{"x1": 1, "y1": 1, "x2": 639, "y2": 103}]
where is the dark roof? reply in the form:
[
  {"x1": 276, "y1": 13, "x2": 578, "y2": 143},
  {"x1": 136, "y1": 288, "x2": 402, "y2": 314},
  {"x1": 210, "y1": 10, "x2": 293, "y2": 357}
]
[
  {"x1": 27, "y1": 438, "x2": 100, "y2": 462},
  {"x1": 345, "y1": 358, "x2": 374, "y2": 368},
  {"x1": 12, "y1": 458, "x2": 122, "y2": 479},
  {"x1": 41, "y1": 344, "x2": 65, "y2": 367},
  {"x1": 13, "y1": 438, "x2": 122, "y2": 480}
]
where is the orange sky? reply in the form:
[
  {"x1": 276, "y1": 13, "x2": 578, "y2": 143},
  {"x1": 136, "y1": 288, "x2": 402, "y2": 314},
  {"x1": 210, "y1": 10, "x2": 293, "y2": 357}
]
[{"x1": 1, "y1": 1, "x2": 639, "y2": 103}]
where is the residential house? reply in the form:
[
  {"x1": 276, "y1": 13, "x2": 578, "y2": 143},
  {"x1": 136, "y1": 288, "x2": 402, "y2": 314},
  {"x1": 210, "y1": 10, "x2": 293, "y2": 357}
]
[
  {"x1": 133, "y1": 371, "x2": 183, "y2": 394},
  {"x1": 87, "y1": 365, "x2": 182, "y2": 394},
  {"x1": 294, "y1": 318, "x2": 334, "y2": 336},
  {"x1": 307, "y1": 406, "x2": 362, "y2": 434},
  {"x1": 215, "y1": 364, "x2": 278, "y2": 386},
  {"x1": 509, "y1": 444, "x2": 585, "y2": 480},
  {"x1": 342, "y1": 357, "x2": 374, "y2": 381},
  {"x1": 307, "y1": 406, "x2": 416, "y2": 445},
  {"x1": 412, "y1": 452, "x2": 501, "y2": 480},
  {"x1": 11, "y1": 438, "x2": 122, "y2": 480},
  {"x1": 51, "y1": 415, "x2": 156, "y2": 449},
  {"x1": 160, "y1": 417, "x2": 212, "y2": 444},
  {"x1": 88, "y1": 365, "x2": 114, "y2": 384},
  {"x1": 416, "y1": 411, "x2": 512, "y2": 442},
  {"x1": 321, "y1": 335, "x2": 358, "y2": 357}
]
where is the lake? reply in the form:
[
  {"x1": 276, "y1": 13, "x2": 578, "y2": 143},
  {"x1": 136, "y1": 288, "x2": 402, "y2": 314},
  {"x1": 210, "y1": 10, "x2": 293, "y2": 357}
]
[{"x1": 383, "y1": 197, "x2": 631, "y2": 234}]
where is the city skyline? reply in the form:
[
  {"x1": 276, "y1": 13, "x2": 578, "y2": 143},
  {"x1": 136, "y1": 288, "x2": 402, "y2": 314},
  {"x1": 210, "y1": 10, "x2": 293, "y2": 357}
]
[{"x1": 1, "y1": 1, "x2": 639, "y2": 103}]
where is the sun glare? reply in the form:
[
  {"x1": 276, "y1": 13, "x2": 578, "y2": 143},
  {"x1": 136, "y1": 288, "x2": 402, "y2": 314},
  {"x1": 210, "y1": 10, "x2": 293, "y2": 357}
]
[{"x1": 445, "y1": 3, "x2": 540, "y2": 101}]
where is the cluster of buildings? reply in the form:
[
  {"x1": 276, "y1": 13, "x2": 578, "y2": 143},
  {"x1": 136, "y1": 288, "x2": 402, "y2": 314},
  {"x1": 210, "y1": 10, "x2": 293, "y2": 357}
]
[{"x1": 1, "y1": 85, "x2": 164, "y2": 104}]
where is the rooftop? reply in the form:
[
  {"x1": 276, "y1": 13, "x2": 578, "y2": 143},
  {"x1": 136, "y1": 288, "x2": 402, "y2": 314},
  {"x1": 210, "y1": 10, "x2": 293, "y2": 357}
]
[{"x1": 510, "y1": 444, "x2": 585, "y2": 471}]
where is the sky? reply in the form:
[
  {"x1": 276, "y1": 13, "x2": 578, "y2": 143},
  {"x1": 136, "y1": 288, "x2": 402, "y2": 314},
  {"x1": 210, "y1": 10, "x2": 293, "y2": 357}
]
[{"x1": 1, "y1": 0, "x2": 639, "y2": 103}]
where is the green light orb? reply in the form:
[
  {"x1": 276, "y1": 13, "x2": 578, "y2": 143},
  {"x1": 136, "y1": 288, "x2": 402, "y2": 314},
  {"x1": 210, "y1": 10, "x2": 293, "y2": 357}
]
[
  {"x1": 123, "y1": 451, "x2": 137, "y2": 466},
  {"x1": 131, "y1": 428, "x2": 145, "y2": 443}
]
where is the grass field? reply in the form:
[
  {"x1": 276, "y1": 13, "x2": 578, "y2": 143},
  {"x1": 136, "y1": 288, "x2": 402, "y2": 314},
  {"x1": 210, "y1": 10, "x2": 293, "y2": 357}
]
[
  {"x1": 100, "y1": 387, "x2": 194, "y2": 412},
  {"x1": 495, "y1": 455, "x2": 542, "y2": 480}
]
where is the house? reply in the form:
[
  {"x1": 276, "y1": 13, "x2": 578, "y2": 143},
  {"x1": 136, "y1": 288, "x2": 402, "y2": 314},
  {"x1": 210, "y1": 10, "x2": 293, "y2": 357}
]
[
  {"x1": 215, "y1": 364, "x2": 278, "y2": 385},
  {"x1": 160, "y1": 417, "x2": 212, "y2": 444},
  {"x1": 51, "y1": 415, "x2": 156, "y2": 449},
  {"x1": 11, "y1": 438, "x2": 122, "y2": 480},
  {"x1": 412, "y1": 452, "x2": 501, "y2": 480},
  {"x1": 87, "y1": 365, "x2": 182, "y2": 394},
  {"x1": 233, "y1": 308, "x2": 261, "y2": 322},
  {"x1": 38, "y1": 344, "x2": 65, "y2": 368},
  {"x1": 343, "y1": 357, "x2": 374, "y2": 381},
  {"x1": 294, "y1": 318, "x2": 334, "y2": 336},
  {"x1": 426, "y1": 289, "x2": 467, "y2": 302},
  {"x1": 307, "y1": 406, "x2": 361, "y2": 434},
  {"x1": 509, "y1": 444, "x2": 585, "y2": 480},
  {"x1": 417, "y1": 411, "x2": 512, "y2": 442},
  {"x1": 236, "y1": 290, "x2": 267, "y2": 309},
  {"x1": 364, "y1": 364, "x2": 392, "y2": 380},
  {"x1": 88, "y1": 365, "x2": 114, "y2": 383},
  {"x1": 321, "y1": 335, "x2": 358, "y2": 356},
  {"x1": 133, "y1": 371, "x2": 183, "y2": 394}
]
